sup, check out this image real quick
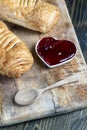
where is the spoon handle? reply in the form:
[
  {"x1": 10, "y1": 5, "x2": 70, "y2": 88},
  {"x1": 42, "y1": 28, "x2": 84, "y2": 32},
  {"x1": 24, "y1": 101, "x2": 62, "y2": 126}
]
[{"x1": 43, "y1": 73, "x2": 80, "y2": 92}]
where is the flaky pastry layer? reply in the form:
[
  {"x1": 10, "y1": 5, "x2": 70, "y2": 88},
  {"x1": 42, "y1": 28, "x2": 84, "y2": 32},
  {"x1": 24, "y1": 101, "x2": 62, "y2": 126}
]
[
  {"x1": 0, "y1": 0, "x2": 60, "y2": 33},
  {"x1": 0, "y1": 21, "x2": 34, "y2": 78}
]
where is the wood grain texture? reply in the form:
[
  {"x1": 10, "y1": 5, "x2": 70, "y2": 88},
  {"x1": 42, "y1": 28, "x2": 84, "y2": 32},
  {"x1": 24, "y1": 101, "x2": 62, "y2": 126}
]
[{"x1": 0, "y1": 0, "x2": 87, "y2": 129}]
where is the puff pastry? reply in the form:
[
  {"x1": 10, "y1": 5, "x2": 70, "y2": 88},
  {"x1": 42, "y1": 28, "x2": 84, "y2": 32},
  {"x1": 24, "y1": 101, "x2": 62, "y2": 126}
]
[
  {"x1": 0, "y1": 21, "x2": 33, "y2": 78},
  {"x1": 0, "y1": 0, "x2": 60, "y2": 33}
]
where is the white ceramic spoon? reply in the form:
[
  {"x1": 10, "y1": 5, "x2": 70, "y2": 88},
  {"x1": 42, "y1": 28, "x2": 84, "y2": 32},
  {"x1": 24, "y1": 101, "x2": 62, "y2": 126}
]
[{"x1": 14, "y1": 73, "x2": 80, "y2": 106}]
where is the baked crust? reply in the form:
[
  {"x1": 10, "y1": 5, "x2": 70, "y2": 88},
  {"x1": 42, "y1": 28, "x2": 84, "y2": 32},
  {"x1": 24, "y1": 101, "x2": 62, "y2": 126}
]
[
  {"x1": 0, "y1": 21, "x2": 34, "y2": 78},
  {"x1": 0, "y1": 0, "x2": 60, "y2": 33}
]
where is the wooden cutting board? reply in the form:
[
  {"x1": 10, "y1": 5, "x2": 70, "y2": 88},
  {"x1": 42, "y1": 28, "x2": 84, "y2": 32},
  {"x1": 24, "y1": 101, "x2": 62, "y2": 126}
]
[{"x1": 0, "y1": 0, "x2": 87, "y2": 126}]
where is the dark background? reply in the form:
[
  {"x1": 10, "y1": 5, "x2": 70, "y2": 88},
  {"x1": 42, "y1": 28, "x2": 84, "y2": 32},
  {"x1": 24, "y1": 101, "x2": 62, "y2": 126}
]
[
  {"x1": 0, "y1": 0, "x2": 87, "y2": 129},
  {"x1": 66, "y1": 0, "x2": 87, "y2": 63}
]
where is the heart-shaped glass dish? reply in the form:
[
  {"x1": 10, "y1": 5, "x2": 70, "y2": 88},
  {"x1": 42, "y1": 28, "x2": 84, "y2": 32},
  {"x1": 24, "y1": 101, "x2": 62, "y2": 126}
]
[{"x1": 35, "y1": 37, "x2": 76, "y2": 68}]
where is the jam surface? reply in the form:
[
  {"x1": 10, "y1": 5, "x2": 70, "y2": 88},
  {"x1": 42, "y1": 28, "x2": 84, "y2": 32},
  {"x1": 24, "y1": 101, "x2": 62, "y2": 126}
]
[{"x1": 36, "y1": 37, "x2": 76, "y2": 66}]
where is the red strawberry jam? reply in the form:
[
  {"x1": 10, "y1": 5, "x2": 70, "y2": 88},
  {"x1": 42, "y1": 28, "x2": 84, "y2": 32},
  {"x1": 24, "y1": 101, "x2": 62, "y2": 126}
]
[{"x1": 36, "y1": 37, "x2": 76, "y2": 67}]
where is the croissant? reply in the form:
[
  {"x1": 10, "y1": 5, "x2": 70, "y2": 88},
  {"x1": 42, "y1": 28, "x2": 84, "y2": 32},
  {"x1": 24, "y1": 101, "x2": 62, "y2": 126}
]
[
  {"x1": 0, "y1": 0, "x2": 60, "y2": 33},
  {"x1": 0, "y1": 21, "x2": 34, "y2": 78}
]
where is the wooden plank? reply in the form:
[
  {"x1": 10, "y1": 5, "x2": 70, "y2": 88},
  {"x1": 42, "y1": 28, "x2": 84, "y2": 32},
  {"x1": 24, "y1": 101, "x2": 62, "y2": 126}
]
[{"x1": 0, "y1": 0, "x2": 87, "y2": 126}]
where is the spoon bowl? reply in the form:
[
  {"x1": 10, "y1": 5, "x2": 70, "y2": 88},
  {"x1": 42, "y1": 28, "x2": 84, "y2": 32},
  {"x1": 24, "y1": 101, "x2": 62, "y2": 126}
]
[{"x1": 15, "y1": 88, "x2": 38, "y2": 105}]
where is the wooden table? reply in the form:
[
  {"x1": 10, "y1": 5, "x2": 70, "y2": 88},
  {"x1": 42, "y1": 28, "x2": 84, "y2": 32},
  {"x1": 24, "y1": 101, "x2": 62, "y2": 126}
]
[{"x1": 0, "y1": 0, "x2": 87, "y2": 129}]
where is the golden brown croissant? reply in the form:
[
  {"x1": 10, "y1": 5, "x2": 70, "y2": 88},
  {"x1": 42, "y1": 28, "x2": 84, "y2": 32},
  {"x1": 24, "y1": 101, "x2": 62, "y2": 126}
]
[
  {"x1": 0, "y1": 21, "x2": 34, "y2": 78},
  {"x1": 0, "y1": 0, "x2": 60, "y2": 33}
]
